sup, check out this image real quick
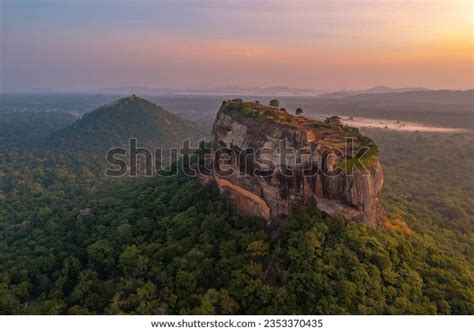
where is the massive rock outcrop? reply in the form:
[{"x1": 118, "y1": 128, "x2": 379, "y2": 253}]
[{"x1": 200, "y1": 100, "x2": 385, "y2": 228}]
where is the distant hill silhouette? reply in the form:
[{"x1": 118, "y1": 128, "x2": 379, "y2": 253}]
[
  {"x1": 347, "y1": 89, "x2": 474, "y2": 106},
  {"x1": 53, "y1": 95, "x2": 209, "y2": 152},
  {"x1": 97, "y1": 85, "x2": 324, "y2": 96},
  {"x1": 318, "y1": 86, "x2": 430, "y2": 98}
]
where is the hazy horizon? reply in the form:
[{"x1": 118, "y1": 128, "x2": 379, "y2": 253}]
[
  {"x1": 2, "y1": 84, "x2": 473, "y2": 96},
  {"x1": 1, "y1": 0, "x2": 473, "y2": 93}
]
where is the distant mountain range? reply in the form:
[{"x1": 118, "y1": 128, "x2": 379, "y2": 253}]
[
  {"x1": 98, "y1": 85, "x2": 325, "y2": 96},
  {"x1": 317, "y1": 86, "x2": 431, "y2": 98},
  {"x1": 96, "y1": 85, "x2": 440, "y2": 98},
  {"x1": 8, "y1": 85, "x2": 472, "y2": 99},
  {"x1": 346, "y1": 89, "x2": 474, "y2": 105}
]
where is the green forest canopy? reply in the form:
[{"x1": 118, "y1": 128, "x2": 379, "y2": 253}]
[{"x1": 0, "y1": 109, "x2": 473, "y2": 314}]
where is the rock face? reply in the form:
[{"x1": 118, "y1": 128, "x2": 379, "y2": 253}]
[{"x1": 203, "y1": 100, "x2": 385, "y2": 228}]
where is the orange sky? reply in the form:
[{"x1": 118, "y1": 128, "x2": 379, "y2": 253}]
[{"x1": 1, "y1": 0, "x2": 473, "y2": 92}]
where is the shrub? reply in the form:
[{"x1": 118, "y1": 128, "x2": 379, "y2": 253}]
[
  {"x1": 325, "y1": 115, "x2": 342, "y2": 125},
  {"x1": 269, "y1": 99, "x2": 280, "y2": 107}
]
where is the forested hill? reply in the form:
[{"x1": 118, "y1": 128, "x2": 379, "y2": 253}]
[{"x1": 52, "y1": 95, "x2": 209, "y2": 151}]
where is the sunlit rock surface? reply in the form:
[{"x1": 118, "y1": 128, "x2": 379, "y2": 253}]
[{"x1": 202, "y1": 100, "x2": 385, "y2": 229}]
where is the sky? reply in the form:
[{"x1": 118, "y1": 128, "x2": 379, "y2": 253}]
[{"x1": 1, "y1": 0, "x2": 473, "y2": 92}]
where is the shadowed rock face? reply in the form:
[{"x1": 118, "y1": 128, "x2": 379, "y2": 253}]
[{"x1": 203, "y1": 100, "x2": 385, "y2": 228}]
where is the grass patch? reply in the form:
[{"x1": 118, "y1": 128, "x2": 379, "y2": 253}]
[
  {"x1": 339, "y1": 125, "x2": 380, "y2": 173},
  {"x1": 222, "y1": 102, "x2": 261, "y2": 119},
  {"x1": 339, "y1": 152, "x2": 378, "y2": 173},
  {"x1": 263, "y1": 109, "x2": 279, "y2": 119}
]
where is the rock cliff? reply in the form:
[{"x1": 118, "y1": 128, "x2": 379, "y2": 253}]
[{"x1": 201, "y1": 100, "x2": 385, "y2": 228}]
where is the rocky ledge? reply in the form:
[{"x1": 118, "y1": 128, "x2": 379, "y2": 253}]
[{"x1": 200, "y1": 99, "x2": 385, "y2": 229}]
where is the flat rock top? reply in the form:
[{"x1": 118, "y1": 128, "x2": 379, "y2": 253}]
[{"x1": 219, "y1": 100, "x2": 366, "y2": 149}]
